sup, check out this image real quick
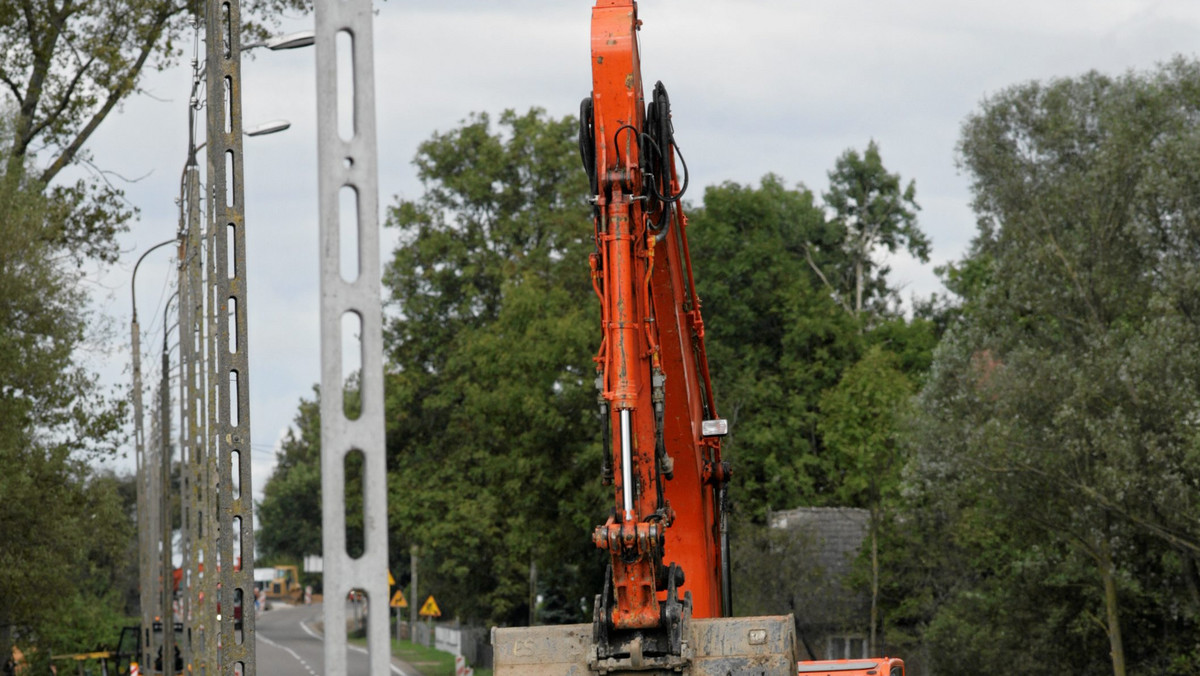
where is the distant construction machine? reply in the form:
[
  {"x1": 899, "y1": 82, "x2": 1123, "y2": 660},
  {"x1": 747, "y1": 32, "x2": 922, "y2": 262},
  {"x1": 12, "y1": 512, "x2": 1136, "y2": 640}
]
[{"x1": 260, "y1": 565, "x2": 304, "y2": 605}]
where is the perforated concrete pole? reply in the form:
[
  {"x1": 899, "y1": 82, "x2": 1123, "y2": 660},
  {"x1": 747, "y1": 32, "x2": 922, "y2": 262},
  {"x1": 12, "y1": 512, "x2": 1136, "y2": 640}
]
[
  {"x1": 205, "y1": 0, "x2": 257, "y2": 671},
  {"x1": 181, "y1": 161, "x2": 215, "y2": 675},
  {"x1": 315, "y1": 1, "x2": 390, "y2": 674}
]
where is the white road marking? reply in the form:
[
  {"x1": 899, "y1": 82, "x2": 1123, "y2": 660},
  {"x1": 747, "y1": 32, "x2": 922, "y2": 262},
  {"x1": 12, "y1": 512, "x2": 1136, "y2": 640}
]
[
  {"x1": 298, "y1": 617, "x2": 416, "y2": 676},
  {"x1": 259, "y1": 632, "x2": 321, "y2": 676}
]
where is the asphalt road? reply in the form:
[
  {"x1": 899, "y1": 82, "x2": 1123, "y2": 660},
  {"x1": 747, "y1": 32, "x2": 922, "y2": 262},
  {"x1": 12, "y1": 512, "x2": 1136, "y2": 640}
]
[{"x1": 254, "y1": 602, "x2": 419, "y2": 676}]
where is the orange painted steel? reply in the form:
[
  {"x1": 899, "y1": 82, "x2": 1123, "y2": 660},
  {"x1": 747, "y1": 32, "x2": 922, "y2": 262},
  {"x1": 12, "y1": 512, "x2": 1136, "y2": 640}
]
[{"x1": 587, "y1": 0, "x2": 726, "y2": 632}]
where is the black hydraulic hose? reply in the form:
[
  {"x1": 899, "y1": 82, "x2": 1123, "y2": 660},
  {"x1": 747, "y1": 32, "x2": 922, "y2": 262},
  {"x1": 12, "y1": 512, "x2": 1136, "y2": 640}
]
[
  {"x1": 579, "y1": 96, "x2": 598, "y2": 197},
  {"x1": 646, "y1": 81, "x2": 688, "y2": 205}
]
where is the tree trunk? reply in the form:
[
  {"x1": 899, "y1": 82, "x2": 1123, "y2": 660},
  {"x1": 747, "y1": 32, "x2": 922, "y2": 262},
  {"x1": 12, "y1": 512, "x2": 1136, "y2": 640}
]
[
  {"x1": 1183, "y1": 551, "x2": 1200, "y2": 614},
  {"x1": 869, "y1": 506, "x2": 879, "y2": 657},
  {"x1": 0, "y1": 621, "x2": 11, "y2": 672},
  {"x1": 1099, "y1": 536, "x2": 1126, "y2": 676},
  {"x1": 854, "y1": 253, "x2": 864, "y2": 318},
  {"x1": 410, "y1": 546, "x2": 419, "y2": 632},
  {"x1": 529, "y1": 553, "x2": 538, "y2": 626}
]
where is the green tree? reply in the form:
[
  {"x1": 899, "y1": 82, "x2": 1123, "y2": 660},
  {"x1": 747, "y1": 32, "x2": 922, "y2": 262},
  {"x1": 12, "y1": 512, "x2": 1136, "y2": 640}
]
[
  {"x1": 257, "y1": 387, "x2": 323, "y2": 563},
  {"x1": 817, "y1": 140, "x2": 928, "y2": 319},
  {"x1": 907, "y1": 59, "x2": 1200, "y2": 676},
  {"x1": 819, "y1": 345, "x2": 912, "y2": 656},
  {"x1": 687, "y1": 173, "x2": 934, "y2": 522},
  {"x1": 0, "y1": 0, "x2": 309, "y2": 261},
  {"x1": 382, "y1": 109, "x2": 604, "y2": 625},
  {"x1": 687, "y1": 175, "x2": 861, "y2": 519},
  {"x1": 0, "y1": 135, "x2": 132, "y2": 662}
]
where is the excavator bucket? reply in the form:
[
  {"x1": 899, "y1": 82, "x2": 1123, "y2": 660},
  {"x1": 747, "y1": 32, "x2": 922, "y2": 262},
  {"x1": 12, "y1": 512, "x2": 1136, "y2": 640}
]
[{"x1": 492, "y1": 614, "x2": 798, "y2": 676}]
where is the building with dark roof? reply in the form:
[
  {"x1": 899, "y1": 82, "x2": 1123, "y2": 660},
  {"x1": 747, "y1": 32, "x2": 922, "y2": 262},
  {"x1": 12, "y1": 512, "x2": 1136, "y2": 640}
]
[{"x1": 768, "y1": 506, "x2": 872, "y2": 662}]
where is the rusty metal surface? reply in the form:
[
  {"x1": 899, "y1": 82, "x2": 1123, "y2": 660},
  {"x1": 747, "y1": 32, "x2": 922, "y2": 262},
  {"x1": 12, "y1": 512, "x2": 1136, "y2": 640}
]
[
  {"x1": 315, "y1": 1, "x2": 391, "y2": 675},
  {"x1": 206, "y1": 0, "x2": 257, "y2": 669},
  {"x1": 493, "y1": 615, "x2": 798, "y2": 676}
]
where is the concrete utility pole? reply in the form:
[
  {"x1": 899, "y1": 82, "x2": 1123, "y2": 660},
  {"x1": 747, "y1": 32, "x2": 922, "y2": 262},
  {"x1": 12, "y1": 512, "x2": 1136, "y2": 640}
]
[
  {"x1": 178, "y1": 245, "x2": 190, "y2": 676},
  {"x1": 134, "y1": 6, "x2": 307, "y2": 675},
  {"x1": 131, "y1": 238, "x2": 177, "y2": 672},
  {"x1": 180, "y1": 155, "x2": 215, "y2": 676},
  {"x1": 316, "y1": 0, "x2": 390, "y2": 672},
  {"x1": 161, "y1": 292, "x2": 177, "y2": 675},
  {"x1": 178, "y1": 141, "x2": 217, "y2": 676},
  {"x1": 148, "y1": 379, "x2": 163, "y2": 673},
  {"x1": 205, "y1": 0, "x2": 258, "y2": 671},
  {"x1": 410, "y1": 546, "x2": 419, "y2": 635}
]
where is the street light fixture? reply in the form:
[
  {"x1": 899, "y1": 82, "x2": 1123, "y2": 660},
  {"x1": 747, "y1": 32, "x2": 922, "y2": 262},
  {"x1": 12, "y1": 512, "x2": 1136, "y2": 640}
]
[
  {"x1": 244, "y1": 30, "x2": 316, "y2": 52},
  {"x1": 244, "y1": 119, "x2": 292, "y2": 137},
  {"x1": 182, "y1": 120, "x2": 294, "y2": 185}
]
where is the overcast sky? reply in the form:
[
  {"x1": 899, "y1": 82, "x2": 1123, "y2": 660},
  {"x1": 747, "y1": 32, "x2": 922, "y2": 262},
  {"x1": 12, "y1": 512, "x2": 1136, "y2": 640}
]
[{"x1": 77, "y1": 0, "x2": 1200, "y2": 503}]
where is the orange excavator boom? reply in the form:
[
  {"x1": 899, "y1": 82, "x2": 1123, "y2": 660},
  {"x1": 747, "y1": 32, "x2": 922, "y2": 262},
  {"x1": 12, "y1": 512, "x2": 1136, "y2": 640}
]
[
  {"x1": 584, "y1": 0, "x2": 728, "y2": 632},
  {"x1": 493, "y1": 3, "x2": 798, "y2": 673}
]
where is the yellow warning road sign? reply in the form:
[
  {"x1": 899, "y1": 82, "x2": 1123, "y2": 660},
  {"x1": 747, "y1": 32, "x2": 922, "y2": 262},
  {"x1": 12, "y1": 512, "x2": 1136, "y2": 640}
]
[
  {"x1": 419, "y1": 595, "x2": 441, "y2": 617},
  {"x1": 388, "y1": 569, "x2": 396, "y2": 586},
  {"x1": 390, "y1": 589, "x2": 408, "y2": 608}
]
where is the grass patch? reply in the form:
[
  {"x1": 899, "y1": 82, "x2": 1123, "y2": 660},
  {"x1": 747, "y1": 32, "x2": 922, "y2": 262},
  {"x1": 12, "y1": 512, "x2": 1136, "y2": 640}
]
[{"x1": 347, "y1": 635, "x2": 492, "y2": 676}]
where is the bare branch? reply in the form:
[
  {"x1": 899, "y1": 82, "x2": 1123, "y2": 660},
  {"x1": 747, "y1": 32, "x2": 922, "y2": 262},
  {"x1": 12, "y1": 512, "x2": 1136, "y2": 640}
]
[
  {"x1": 27, "y1": 54, "x2": 97, "y2": 142},
  {"x1": 803, "y1": 243, "x2": 853, "y2": 315},
  {"x1": 0, "y1": 67, "x2": 24, "y2": 106},
  {"x1": 13, "y1": 0, "x2": 71, "y2": 158},
  {"x1": 39, "y1": 4, "x2": 181, "y2": 184},
  {"x1": 80, "y1": 155, "x2": 153, "y2": 186}
]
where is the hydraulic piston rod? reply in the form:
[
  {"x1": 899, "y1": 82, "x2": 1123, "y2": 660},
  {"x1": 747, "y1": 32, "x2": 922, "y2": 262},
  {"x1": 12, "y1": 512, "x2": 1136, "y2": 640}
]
[{"x1": 620, "y1": 409, "x2": 633, "y2": 519}]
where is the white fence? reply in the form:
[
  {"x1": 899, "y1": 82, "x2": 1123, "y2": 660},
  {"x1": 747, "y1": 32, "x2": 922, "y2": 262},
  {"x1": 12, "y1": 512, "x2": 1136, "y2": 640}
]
[{"x1": 412, "y1": 623, "x2": 492, "y2": 668}]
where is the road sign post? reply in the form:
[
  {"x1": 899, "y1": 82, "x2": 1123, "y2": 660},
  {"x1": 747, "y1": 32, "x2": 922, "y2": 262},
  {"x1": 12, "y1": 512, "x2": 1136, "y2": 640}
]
[{"x1": 390, "y1": 589, "x2": 407, "y2": 642}]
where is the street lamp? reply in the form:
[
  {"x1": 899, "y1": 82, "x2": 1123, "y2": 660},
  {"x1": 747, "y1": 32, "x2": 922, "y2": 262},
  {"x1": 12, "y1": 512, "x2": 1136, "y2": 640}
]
[
  {"x1": 178, "y1": 119, "x2": 293, "y2": 218},
  {"x1": 245, "y1": 119, "x2": 291, "y2": 137},
  {"x1": 186, "y1": 27, "x2": 313, "y2": 162},
  {"x1": 244, "y1": 30, "x2": 316, "y2": 52}
]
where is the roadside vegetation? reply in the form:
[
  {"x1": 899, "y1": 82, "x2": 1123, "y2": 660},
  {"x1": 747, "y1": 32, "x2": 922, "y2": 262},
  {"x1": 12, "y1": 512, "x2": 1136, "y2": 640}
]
[
  {"x1": 262, "y1": 59, "x2": 1200, "y2": 675},
  {"x1": 1, "y1": 3, "x2": 1197, "y2": 673}
]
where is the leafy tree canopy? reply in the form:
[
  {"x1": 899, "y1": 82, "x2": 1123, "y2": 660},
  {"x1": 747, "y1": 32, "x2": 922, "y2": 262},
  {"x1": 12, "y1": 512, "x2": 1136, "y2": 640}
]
[
  {"x1": 689, "y1": 170, "x2": 933, "y2": 520},
  {"x1": 819, "y1": 140, "x2": 928, "y2": 319},
  {"x1": 261, "y1": 122, "x2": 939, "y2": 634},
  {"x1": 382, "y1": 109, "x2": 604, "y2": 626},
  {"x1": 904, "y1": 58, "x2": 1200, "y2": 675},
  {"x1": 0, "y1": 0, "x2": 310, "y2": 261},
  {"x1": 0, "y1": 128, "x2": 132, "y2": 660},
  {"x1": 256, "y1": 387, "x2": 323, "y2": 564}
]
